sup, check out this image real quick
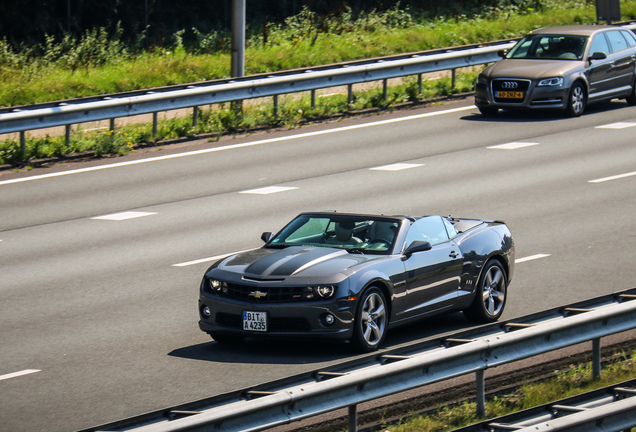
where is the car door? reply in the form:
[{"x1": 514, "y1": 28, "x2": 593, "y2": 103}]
[
  {"x1": 606, "y1": 30, "x2": 636, "y2": 90},
  {"x1": 394, "y1": 216, "x2": 462, "y2": 322},
  {"x1": 585, "y1": 32, "x2": 616, "y2": 98}
]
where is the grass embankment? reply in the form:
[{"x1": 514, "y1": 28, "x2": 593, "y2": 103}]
[
  {"x1": 2, "y1": 0, "x2": 636, "y2": 166},
  {"x1": 381, "y1": 349, "x2": 636, "y2": 432}
]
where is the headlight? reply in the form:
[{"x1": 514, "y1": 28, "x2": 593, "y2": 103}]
[
  {"x1": 303, "y1": 285, "x2": 337, "y2": 300},
  {"x1": 208, "y1": 279, "x2": 226, "y2": 293},
  {"x1": 316, "y1": 285, "x2": 336, "y2": 298},
  {"x1": 538, "y1": 77, "x2": 564, "y2": 86}
]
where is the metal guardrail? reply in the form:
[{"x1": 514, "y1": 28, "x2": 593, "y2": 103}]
[
  {"x1": 79, "y1": 287, "x2": 636, "y2": 432},
  {"x1": 453, "y1": 378, "x2": 636, "y2": 432},
  {"x1": 0, "y1": 40, "x2": 515, "y2": 136}
]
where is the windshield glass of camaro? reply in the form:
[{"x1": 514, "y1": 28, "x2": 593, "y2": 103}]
[{"x1": 268, "y1": 214, "x2": 401, "y2": 253}]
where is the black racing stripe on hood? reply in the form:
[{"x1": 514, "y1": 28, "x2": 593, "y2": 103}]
[{"x1": 245, "y1": 247, "x2": 344, "y2": 277}]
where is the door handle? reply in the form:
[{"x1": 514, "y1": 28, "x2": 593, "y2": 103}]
[{"x1": 449, "y1": 251, "x2": 458, "y2": 258}]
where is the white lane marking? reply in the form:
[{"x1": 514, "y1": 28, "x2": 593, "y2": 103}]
[
  {"x1": 239, "y1": 186, "x2": 298, "y2": 195},
  {"x1": 370, "y1": 163, "x2": 424, "y2": 171},
  {"x1": 515, "y1": 254, "x2": 551, "y2": 263},
  {"x1": 91, "y1": 211, "x2": 157, "y2": 221},
  {"x1": 488, "y1": 142, "x2": 540, "y2": 150},
  {"x1": 589, "y1": 171, "x2": 636, "y2": 183},
  {"x1": 173, "y1": 248, "x2": 257, "y2": 267},
  {"x1": 0, "y1": 369, "x2": 41, "y2": 381},
  {"x1": 596, "y1": 122, "x2": 636, "y2": 129},
  {"x1": 0, "y1": 106, "x2": 475, "y2": 187}
]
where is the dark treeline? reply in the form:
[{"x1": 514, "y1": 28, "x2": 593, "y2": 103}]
[{"x1": 1, "y1": 0, "x2": 542, "y2": 46}]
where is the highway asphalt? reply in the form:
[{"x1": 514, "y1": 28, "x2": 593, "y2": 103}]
[{"x1": 1, "y1": 97, "x2": 635, "y2": 432}]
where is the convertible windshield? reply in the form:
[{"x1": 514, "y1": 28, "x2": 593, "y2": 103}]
[
  {"x1": 507, "y1": 34, "x2": 588, "y2": 60},
  {"x1": 267, "y1": 214, "x2": 402, "y2": 254}
]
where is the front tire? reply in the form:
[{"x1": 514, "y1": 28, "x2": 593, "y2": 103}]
[
  {"x1": 352, "y1": 287, "x2": 388, "y2": 352},
  {"x1": 464, "y1": 260, "x2": 507, "y2": 323},
  {"x1": 566, "y1": 81, "x2": 586, "y2": 117}
]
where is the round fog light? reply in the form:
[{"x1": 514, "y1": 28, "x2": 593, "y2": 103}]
[
  {"x1": 324, "y1": 313, "x2": 335, "y2": 326},
  {"x1": 202, "y1": 306, "x2": 211, "y2": 318}
]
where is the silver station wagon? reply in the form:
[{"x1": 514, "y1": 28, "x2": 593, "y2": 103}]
[{"x1": 475, "y1": 25, "x2": 636, "y2": 116}]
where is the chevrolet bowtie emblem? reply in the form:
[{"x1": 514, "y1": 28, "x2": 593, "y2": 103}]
[{"x1": 249, "y1": 291, "x2": 267, "y2": 299}]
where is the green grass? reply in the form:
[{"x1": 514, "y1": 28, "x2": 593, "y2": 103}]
[
  {"x1": 3, "y1": 0, "x2": 636, "y2": 166},
  {"x1": 379, "y1": 350, "x2": 636, "y2": 432}
]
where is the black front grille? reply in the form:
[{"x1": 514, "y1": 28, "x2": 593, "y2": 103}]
[
  {"x1": 204, "y1": 279, "x2": 308, "y2": 303},
  {"x1": 215, "y1": 312, "x2": 311, "y2": 332},
  {"x1": 491, "y1": 79, "x2": 531, "y2": 103}
]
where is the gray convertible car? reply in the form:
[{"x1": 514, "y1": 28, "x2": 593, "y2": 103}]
[
  {"x1": 199, "y1": 212, "x2": 515, "y2": 351},
  {"x1": 475, "y1": 25, "x2": 636, "y2": 117}
]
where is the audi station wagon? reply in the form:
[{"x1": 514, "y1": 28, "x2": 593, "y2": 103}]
[
  {"x1": 475, "y1": 25, "x2": 636, "y2": 117},
  {"x1": 198, "y1": 212, "x2": 515, "y2": 351}
]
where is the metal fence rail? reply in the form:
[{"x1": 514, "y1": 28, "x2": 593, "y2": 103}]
[
  {"x1": 79, "y1": 288, "x2": 636, "y2": 432},
  {"x1": 0, "y1": 41, "x2": 516, "y2": 136},
  {"x1": 452, "y1": 378, "x2": 636, "y2": 432}
]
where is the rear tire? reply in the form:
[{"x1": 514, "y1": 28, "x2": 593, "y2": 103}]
[
  {"x1": 464, "y1": 260, "x2": 507, "y2": 323},
  {"x1": 566, "y1": 81, "x2": 586, "y2": 117},
  {"x1": 352, "y1": 287, "x2": 388, "y2": 352}
]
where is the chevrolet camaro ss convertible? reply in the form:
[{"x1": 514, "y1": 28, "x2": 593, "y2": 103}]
[{"x1": 199, "y1": 212, "x2": 515, "y2": 351}]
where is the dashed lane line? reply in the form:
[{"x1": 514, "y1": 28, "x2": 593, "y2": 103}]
[
  {"x1": 239, "y1": 186, "x2": 298, "y2": 195},
  {"x1": 488, "y1": 142, "x2": 540, "y2": 150},
  {"x1": 515, "y1": 253, "x2": 551, "y2": 263},
  {"x1": 370, "y1": 163, "x2": 424, "y2": 171},
  {"x1": 0, "y1": 369, "x2": 41, "y2": 381},
  {"x1": 172, "y1": 249, "x2": 257, "y2": 267},
  {"x1": 595, "y1": 122, "x2": 636, "y2": 129},
  {"x1": 589, "y1": 171, "x2": 636, "y2": 183},
  {"x1": 91, "y1": 211, "x2": 157, "y2": 221}
]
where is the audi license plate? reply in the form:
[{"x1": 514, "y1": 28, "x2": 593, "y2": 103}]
[
  {"x1": 496, "y1": 90, "x2": 524, "y2": 99},
  {"x1": 243, "y1": 311, "x2": 267, "y2": 332}
]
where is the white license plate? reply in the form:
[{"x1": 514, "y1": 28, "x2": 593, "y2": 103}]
[{"x1": 243, "y1": 311, "x2": 267, "y2": 332}]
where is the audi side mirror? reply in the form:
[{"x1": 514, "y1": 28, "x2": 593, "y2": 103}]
[{"x1": 589, "y1": 51, "x2": 607, "y2": 61}]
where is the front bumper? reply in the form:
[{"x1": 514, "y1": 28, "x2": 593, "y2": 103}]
[
  {"x1": 198, "y1": 294, "x2": 357, "y2": 341},
  {"x1": 475, "y1": 79, "x2": 570, "y2": 111}
]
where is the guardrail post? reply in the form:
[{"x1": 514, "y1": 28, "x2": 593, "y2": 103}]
[
  {"x1": 65, "y1": 125, "x2": 71, "y2": 148},
  {"x1": 273, "y1": 95, "x2": 278, "y2": 117},
  {"x1": 383, "y1": 79, "x2": 388, "y2": 101},
  {"x1": 193, "y1": 106, "x2": 199, "y2": 127},
  {"x1": 311, "y1": 90, "x2": 316, "y2": 109},
  {"x1": 348, "y1": 84, "x2": 354, "y2": 106},
  {"x1": 348, "y1": 404, "x2": 358, "y2": 432},
  {"x1": 152, "y1": 113, "x2": 158, "y2": 136},
  {"x1": 418, "y1": 73, "x2": 423, "y2": 95},
  {"x1": 20, "y1": 131, "x2": 26, "y2": 163},
  {"x1": 593, "y1": 338, "x2": 601, "y2": 379},
  {"x1": 451, "y1": 68, "x2": 456, "y2": 90},
  {"x1": 476, "y1": 369, "x2": 486, "y2": 417}
]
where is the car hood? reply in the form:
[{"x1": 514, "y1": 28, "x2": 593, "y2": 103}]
[
  {"x1": 483, "y1": 59, "x2": 582, "y2": 79},
  {"x1": 213, "y1": 246, "x2": 379, "y2": 279}
]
